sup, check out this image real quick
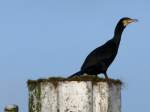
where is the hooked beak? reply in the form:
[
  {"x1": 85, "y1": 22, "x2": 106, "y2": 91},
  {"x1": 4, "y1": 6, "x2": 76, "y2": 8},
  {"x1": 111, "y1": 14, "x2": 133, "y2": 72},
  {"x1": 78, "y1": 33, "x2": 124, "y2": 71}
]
[
  {"x1": 122, "y1": 18, "x2": 138, "y2": 26},
  {"x1": 128, "y1": 19, "x2": 138, "y2": 23}
]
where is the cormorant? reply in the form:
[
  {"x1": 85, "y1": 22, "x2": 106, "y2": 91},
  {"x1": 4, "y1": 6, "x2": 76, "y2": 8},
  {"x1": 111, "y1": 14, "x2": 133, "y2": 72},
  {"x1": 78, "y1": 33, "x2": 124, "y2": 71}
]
[{"x1": 68, "y1": 17, "x2": 137, "y2": 80}]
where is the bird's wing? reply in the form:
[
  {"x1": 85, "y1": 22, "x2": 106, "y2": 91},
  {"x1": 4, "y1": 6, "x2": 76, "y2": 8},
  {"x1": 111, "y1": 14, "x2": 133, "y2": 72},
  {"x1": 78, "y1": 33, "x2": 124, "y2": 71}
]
[{"x1": 81, "y1": 39, "x2": 117, "y2": 70}]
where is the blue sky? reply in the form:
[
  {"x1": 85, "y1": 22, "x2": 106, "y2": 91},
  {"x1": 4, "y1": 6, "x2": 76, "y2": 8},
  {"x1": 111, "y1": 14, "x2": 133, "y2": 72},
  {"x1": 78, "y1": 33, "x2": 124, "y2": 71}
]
[{"x1": 0, "y1": 0, "x2": 150, "y2": 111}]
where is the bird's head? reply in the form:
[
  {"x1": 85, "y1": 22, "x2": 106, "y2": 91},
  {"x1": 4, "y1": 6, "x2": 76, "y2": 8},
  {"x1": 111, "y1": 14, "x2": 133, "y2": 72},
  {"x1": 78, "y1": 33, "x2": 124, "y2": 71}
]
[
  {"x1": 120, "y1": 17, "x2": 138, "y2": 27},
  {"x1": 114, "y1": 17, "x2": 138, "y2": 37}
]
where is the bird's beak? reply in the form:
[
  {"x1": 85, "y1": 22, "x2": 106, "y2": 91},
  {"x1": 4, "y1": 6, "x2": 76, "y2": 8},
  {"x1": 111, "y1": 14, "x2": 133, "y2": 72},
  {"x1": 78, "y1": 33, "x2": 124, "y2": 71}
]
[
  {"x1": 123, "y1": 18, "x2": 138, "y2": 26},
  {"x1": 128, "y1": 19, "x2": 138, "y2": 23}
]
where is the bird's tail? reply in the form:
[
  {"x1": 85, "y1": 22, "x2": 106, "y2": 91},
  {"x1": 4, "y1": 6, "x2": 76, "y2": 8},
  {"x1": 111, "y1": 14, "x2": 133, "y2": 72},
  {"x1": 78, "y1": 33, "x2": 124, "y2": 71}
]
[{"x1": 67, "y1": 71, "x2": 83, "y2": 79}]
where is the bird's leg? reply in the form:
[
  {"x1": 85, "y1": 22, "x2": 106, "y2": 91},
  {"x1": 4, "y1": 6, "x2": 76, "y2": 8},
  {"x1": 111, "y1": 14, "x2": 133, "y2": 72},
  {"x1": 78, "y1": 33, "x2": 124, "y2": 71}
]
[
  {"x1": 104, "y1": 72, "x2": 109, "y2": 80},
  {"x1": 94, "y1": 74, "x2": 98, "y2": 81},
  {"x1": 95, "y1": 74, "x2": 98, "y2": 78},
  {"x1": 91, "y1": 74, "x2": 98, "y2": 82},
  {"x1": 104, "y1": 73, "x2": 111, "y2": 86}
]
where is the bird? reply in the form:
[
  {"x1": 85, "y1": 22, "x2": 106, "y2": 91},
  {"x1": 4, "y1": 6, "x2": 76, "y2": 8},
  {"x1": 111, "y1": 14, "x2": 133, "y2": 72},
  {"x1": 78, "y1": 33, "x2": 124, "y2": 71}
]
[{"x1": 68, "y1": 17, "x2": 137, "y2": 81}]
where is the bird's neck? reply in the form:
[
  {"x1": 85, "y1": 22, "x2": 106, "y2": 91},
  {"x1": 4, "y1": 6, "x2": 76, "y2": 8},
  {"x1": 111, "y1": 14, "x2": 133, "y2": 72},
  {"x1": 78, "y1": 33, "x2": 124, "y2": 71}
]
[{"x1": 113, "y1": 24, "x2": 125, "y2": 45}]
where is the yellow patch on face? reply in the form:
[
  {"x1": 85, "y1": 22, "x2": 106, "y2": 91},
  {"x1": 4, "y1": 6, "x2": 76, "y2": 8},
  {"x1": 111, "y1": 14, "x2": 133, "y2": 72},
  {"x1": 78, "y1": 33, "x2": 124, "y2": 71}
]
[{"x1": 122, "y1": 19, "x2": 131, "y2": 26}]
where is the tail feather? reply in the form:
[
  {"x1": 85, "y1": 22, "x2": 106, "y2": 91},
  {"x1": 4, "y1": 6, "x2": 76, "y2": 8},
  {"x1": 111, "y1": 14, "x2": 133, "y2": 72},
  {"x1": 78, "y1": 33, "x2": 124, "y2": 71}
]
[{"x1": 68, "y1": 71, "x2": 83, "y2": 78}]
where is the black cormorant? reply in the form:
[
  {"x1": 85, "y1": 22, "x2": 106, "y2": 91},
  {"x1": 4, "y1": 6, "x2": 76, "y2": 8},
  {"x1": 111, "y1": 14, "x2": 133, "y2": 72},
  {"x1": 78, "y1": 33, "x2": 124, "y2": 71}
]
[{"x1": 68, "y1": 17, "x2": 137, "y2": 80}]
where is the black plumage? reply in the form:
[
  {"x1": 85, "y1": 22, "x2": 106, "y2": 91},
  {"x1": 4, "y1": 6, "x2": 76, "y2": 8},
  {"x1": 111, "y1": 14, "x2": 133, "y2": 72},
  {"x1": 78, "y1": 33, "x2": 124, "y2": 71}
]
[{"x1": 68, "y1": 17, "x2": 137, "y2": 80}]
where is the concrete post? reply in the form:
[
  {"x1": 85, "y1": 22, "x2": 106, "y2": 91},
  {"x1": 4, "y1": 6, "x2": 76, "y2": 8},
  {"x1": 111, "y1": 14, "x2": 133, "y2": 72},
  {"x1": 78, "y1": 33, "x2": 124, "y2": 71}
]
[
  {"x1": 4, "y1": 104, "x2": 18, "y2": 112},
  {"x1": 27, "y1": 76, "x2": 122, "y2": 112}
]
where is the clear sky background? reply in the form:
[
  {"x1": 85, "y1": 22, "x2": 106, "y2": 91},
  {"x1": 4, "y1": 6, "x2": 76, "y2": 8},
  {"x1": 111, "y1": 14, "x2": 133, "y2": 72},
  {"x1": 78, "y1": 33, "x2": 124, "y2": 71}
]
[{"x1": 0, "y1": 0, "x2": 149, "y2": 111}]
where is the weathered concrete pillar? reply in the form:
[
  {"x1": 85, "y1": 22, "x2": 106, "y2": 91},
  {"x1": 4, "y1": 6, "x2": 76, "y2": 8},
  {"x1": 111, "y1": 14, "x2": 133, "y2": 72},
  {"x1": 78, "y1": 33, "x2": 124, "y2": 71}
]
[
  {"x1": 4, "y1": 104, "x2": 19, "y2": 112},
  {"x1": 27, "y1": 76, "x2": 122, "y2": 112}
]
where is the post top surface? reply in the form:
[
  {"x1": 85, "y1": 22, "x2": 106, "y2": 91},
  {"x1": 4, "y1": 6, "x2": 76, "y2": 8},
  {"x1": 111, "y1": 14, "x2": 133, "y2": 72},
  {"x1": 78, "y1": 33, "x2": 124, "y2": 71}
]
[
  {"x1": 4, "y1": 104, "x2": 18, "y2": 111},
  {"x1": 27, "y1": 75, "x2": 122, "y2": 85}
]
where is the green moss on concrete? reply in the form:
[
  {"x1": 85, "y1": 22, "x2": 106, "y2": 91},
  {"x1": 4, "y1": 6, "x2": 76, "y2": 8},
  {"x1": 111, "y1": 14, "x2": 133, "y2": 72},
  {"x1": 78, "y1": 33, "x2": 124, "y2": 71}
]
[
  {"x1": 27, "y1": 75, "x2": 122, "y2": 86},
  {"x1": 27, "y1": 76, "x2": 122, "y2": 92},
  {"x1": 67, "y1": 75, "x2": 122, "y2": 85},
  {"x1": 28, "y1": 77, "x2": 65, "y2": 88},
  {"x1": 28, "y1": 82, "x2": 41, "y2": 112}
]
